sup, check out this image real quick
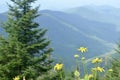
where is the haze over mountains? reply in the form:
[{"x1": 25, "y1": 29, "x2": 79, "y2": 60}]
[
  {"x1": 65, "y1": 5, "x2": 120, "y2": 31},
  {"x1": 0, "y1": 5, "x2": 119, "y2": 69}
]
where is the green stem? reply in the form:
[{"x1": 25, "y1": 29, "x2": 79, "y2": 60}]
[
  {"x1": 93, "y1": 63, "x2": 98, "y2": 80},
  {"x1": 60, "y1": 71, "x2": 63, "y2": 80},
  {"x1": 81, "y1": 54, "x2": 87, "y2": 75},
  {"x1": 109, "y1": 73, "x2": 112, "y2": 80},
  {"x1": 94, "y1": 71, "x2": 97, "y2": 80},
  {"x1": 76, "y1": 58, "x2": 79, "y2": 70},
  {"x1": 83, "y1": 60, "x2": 88, "y2": 74},
  {"x1": 82, "y1": 60, "x2": 86, "y2": 75}
]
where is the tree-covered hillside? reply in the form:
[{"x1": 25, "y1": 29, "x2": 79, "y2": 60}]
[{"x1": 0, "y1": 8, "x2": 119, "y2": 69}]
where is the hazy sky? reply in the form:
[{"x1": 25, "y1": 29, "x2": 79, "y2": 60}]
[{"x1": 0, "y1": 0, "x2": 120, "y2": 13}]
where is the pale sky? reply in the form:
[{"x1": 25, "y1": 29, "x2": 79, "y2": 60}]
[{"x1": 0, "y1": 0, "x2": 120, "y2": 13}]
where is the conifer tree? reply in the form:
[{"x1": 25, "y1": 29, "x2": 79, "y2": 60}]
[{"x1": 0, "y1": 0, "x2": 53, "y2": 79}]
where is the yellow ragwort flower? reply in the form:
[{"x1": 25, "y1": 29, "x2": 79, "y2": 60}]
[
  {"x1": 54, "y1": 63, "x2": 63, "y2": 71},
  {"x1": 92, "y1": 67, "x2": 105, "y2": 72},
  {"x1": 91, "y1": 58, "x2": 102, "y2": 63},
  {"x1": 108, "y1": 69, "x2": 113, "y2": 72},
  {"x1": 84, "y1": 74, "x2": 93, "y2": 80},
  {"x1": 81, "y1": 57, "x2": 85, "y2": 60},
  {"x1": 88, "y1": 74, "x2": 94, "y2": 79},
  {"x1": 74, "y1": 54, "x2": 79, "y2": 58},
  {"x1": 77, "y1": 47, "x2": 88, "y2": 53},
  {"x1": 96, "y1": 67, "x2": 105, "y2": 72},
  {"x1": 13, "y1": 76, "x2": 20, "y2": 80},
  {"x1": 74, "y1": 70, "x2": 80, "y2": 77}
]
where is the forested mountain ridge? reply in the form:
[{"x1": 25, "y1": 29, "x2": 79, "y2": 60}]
[{"x1": 0, "y1": 6, "x2": 118, "y2": 68}]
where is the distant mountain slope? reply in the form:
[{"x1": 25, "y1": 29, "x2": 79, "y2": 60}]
[
  {"x1": 65, "y1": 5, "x2": 120, "y2": 31},
  {"x1": 39, "y1": 10, "x2": 118, "y2": 43},
  {"x1": 0, "y1": 9, "x2": 118, "y2": 69},
  {"x1": 36, "y1": 10, "x2": 118, "y2": 67}
]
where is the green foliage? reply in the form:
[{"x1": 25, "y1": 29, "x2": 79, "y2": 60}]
[
  {"x1": 36, "y1": 70, "x2": 58, "y2": 80},
  {"x1": 0, "y1": 0, "x2": 53, "y2": 79},
  {"x1": 106, "y1": 43, "x2": 120, "y2": 80}
]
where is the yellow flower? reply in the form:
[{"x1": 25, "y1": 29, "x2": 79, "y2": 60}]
[
  {"x1": 77, "y1": 47, "x2": 88, "y2": 53},
  {"x1": 54, "y1": 63, "x2": 63, "y2": 71},
  {"x1": 84, "y1": 74, "x2": 93, "y2": 80},
  {"x1": 96, "y1": 67, "x2": 105, "y2": 72},
  {"x1": 91, "y1": 58, "x2": 102, "y2": 63},
  {"x1": 81, "y1": 57, "x2": 85, "y2": 60},
  {"x1": 92, "y1": 67, "x2": 105, "y2": 72},
  {"x1": 74, "y1": 54, "x2": 79, "y2": 58},
  {"x1": 88, "y1": 74, "x2": 94, "y2": 79},
  {"x1": 108, "y1": 69, "x2": 113, "y2": 72},
  {"x1": 13, "y1": 76, "x2": 20, "y2": 80},
  {"x1": 74, "y1": 70, "x2": 80, "y2": 77}
]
